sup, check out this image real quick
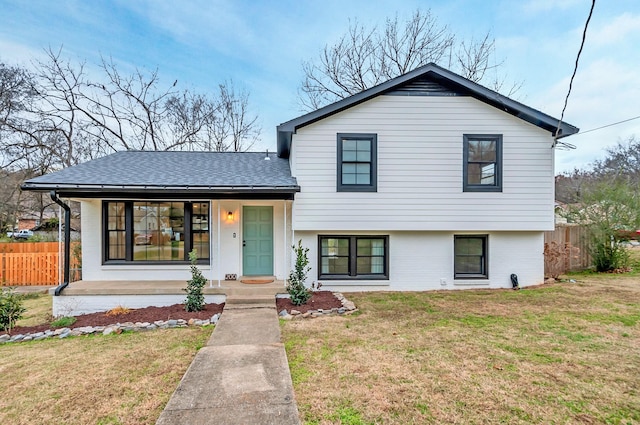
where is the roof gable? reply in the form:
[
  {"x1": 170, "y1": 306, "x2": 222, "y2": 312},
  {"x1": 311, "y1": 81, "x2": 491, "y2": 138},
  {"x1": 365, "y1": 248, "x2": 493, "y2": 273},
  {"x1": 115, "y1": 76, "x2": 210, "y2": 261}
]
[{"x1": 276, "y1": 63, "x2": 579, "y2": 158}]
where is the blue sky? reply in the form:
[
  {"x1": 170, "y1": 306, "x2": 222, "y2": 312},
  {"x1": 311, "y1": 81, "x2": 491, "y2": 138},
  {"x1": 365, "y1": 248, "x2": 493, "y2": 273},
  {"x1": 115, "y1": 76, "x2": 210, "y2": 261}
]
[{"x1": 1, "y1": 0, "x2": 638, "y2": 173}]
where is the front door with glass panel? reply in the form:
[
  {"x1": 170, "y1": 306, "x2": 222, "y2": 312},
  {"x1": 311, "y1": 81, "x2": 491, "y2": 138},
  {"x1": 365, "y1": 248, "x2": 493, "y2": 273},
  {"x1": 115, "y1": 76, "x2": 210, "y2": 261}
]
[{"x1": 242, "y1": 206, "x2": 273, "y2": 276}]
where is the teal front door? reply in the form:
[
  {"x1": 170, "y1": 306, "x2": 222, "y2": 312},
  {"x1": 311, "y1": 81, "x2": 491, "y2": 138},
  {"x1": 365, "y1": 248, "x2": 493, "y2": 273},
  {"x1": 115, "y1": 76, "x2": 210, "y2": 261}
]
[{"x1": 242, "y1": 206, "x2": 274, "y2": 276}]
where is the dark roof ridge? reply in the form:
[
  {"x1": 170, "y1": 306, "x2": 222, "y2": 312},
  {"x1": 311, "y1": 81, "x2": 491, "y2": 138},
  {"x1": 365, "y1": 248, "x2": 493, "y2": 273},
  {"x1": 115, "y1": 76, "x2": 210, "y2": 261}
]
[{"x1": 276, "y1": 62, "x2": 579, "y2": 158}]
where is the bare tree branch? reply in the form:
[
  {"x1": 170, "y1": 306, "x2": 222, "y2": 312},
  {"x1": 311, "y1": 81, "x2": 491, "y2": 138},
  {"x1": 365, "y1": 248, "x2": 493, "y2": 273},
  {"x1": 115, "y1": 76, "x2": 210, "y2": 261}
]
[{"x1": 298, "y1": 8, "x2": 520, "y2": 111}]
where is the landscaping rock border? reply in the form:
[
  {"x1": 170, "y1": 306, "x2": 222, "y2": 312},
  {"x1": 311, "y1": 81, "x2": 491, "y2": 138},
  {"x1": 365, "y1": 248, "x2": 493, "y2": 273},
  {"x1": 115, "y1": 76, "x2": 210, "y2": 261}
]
[
  {"x1": 0, "y1": 314, "x2": 221, "y2": 344},
  {"x1": 1, "y1": 292, "x2": 357, "y2": 343},
  {"x1": 278, "y1": 292, "x2": 357, "y2": 320}
]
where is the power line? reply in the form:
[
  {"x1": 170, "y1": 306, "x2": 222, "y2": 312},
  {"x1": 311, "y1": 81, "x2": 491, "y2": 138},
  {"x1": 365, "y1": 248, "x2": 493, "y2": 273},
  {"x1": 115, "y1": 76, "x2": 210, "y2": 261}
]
[
  {"x1": 573, "y1": 114, "x2": 640, "y2": 136},
  {"x1": 553, "y1": 0, "x2": 596, "y2": 149}
]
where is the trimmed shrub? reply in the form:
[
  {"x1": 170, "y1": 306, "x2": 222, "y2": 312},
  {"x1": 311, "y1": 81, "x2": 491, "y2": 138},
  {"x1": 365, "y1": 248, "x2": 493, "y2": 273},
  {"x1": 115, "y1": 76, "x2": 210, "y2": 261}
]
[
  {"x1": 184, "y1": 250, "x2": 206, "y2": 312},
  {"x1": 286, "y1": 240, "x2": 312, "y2": 306},
  {"x1": 0, "y1": 288, "x2": 26, "y2": 333}
]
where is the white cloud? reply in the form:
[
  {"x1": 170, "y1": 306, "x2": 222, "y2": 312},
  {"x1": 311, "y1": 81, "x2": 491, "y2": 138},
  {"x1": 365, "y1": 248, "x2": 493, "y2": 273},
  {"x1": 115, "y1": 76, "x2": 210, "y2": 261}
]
[
  {"x1": 589, "y1": 12, "x2": 640, "y2": 47},
  {"x1": 0, "y1": 39, "x2": 46, "y2": 66}
]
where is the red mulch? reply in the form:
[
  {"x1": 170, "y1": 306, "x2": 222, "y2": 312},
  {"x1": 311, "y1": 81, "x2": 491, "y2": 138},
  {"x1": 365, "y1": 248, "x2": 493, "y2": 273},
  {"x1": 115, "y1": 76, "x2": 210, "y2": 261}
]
[
  {"x1": 3, "y1": 291, "x2": 346, "y2": 336},
  {"x1": 276, "y1": 291, "x2": 343, "y2": 313},
  {"x1": 2, "y1": 303, "x2": 224, "y2": 336}
]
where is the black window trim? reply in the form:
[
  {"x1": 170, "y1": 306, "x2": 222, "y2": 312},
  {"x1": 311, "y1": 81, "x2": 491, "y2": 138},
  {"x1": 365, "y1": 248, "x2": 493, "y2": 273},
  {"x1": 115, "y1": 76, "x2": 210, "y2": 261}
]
[
  {"x1": 337, "y1": 133, "x2": 378, "y2": 192},
  {"x1": 102, "y1": 200, "x2": 210, "y2": 265},
  {"x1": 318, "y1": 235, "x2": 389, "y2": 280},
  {"x1": 454, "y1": 234, "x2": 489, "y2": 280},
  {"x1": 463, "y1": 134, "x2": 503, "y2": 192}
]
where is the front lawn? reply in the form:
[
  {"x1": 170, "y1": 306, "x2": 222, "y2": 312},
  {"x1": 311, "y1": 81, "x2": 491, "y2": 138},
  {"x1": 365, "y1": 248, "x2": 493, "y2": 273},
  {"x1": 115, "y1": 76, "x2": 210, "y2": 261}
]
[
  {"x1": 282, "y1": 276, "x2": 640, "y2": 424},
  {"x1": 0, "y1": 319, "x2": 211, "y2": 425},
  {"x1": 2, "y1": 269, "x2": 639, "y2": 424}
]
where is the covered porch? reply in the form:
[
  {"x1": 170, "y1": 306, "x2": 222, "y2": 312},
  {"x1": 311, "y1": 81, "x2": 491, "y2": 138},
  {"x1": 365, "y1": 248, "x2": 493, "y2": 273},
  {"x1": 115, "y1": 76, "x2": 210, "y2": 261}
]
[{"x1": 51, "y1": 279, "x2": 288, "y2": 316}]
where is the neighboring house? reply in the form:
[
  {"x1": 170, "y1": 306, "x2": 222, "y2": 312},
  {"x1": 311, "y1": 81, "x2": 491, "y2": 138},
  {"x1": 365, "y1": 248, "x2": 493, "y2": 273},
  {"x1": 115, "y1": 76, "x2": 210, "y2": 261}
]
[
  {"x1": 13, "y1": 210, "x2": 57, "y2": 232},
  {"x1": 555, "y1": 201, "x2": 569, "y2": 224},
  {"x1": 22, "y1": 63, "x2": 578, "y2": 314}
]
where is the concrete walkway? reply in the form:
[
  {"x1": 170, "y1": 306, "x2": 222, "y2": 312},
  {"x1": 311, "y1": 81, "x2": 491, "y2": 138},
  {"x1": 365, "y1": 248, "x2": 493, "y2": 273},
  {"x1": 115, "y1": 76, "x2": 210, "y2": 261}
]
[{"x1": 156, "y1": 301, "x2": 301, "y2": 425}]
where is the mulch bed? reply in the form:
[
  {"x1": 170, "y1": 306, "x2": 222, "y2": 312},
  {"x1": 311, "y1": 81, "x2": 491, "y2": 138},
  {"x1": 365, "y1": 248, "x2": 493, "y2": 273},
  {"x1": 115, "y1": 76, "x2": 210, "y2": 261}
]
[
  {"x1": 3, "y1": 291, "x2": 345, "y2": 336},
  {"x1": 2, "y1": 303, "x2": 225, "y2": 336},
  {"x1": 276, "y1": 290, "x2": 343, "y2": 314}
]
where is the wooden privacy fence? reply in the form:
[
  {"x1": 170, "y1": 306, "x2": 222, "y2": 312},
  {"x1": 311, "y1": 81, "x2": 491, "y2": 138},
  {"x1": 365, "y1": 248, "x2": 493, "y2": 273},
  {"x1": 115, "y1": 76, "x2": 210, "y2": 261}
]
[
  {"x1": 0, "y1": 242, "x2": 81, "y2": 286},
  {"x1": 544, "y1": 224, "x2": 591, "y2": 273},
  {"x1": 0, "y1": 241, "x2": 61, "y2": 254}
]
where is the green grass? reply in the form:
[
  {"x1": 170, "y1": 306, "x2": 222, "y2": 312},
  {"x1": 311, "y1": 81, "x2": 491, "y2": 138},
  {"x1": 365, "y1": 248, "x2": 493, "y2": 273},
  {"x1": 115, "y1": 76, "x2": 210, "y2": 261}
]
[
  {"x1": 283, "y1": 275, "x2": 640, "y2": 424},
  {"x1": 50, "y1": 316, "x2": 77, "y2": 327},
  {"x1": 14, "y1": 293, "x2": 52, "y2": 327},
  {"x1": 0, "y1": 326, "x2": 212, "y2": 425}
]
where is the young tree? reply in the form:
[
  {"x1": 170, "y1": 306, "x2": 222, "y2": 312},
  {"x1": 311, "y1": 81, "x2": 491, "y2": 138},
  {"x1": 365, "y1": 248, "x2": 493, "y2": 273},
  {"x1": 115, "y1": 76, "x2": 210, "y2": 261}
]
[
  {"x1": 556, "y1": 135, "x2": 640, "y2": 272},
  {"x1": 299, "y1": 9, "x2": 519, "y2": 110},
  {"x1": 565, "y1": 175, "x2": 640, "y2": 272}
]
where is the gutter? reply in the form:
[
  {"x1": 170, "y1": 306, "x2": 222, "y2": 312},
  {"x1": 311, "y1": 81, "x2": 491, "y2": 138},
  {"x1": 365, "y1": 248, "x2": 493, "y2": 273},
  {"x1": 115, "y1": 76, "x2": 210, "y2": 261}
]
[{"x1": 50, "y1": 191, "x2": 71, "y2": 296}]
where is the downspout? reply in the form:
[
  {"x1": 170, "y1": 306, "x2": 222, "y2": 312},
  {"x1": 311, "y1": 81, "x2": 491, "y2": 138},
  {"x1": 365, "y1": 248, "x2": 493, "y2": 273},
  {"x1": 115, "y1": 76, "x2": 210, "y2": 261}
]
[{"x1": 50, "y1": 191, "x2": 71, "y2": 296}]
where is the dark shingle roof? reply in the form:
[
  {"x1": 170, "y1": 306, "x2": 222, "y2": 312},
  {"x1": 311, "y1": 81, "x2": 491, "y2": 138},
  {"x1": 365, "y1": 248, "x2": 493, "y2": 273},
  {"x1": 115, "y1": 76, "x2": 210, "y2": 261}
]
[
  {"x1": 277, "y1": 62, "x2": 579, "y2": 158},
  {"x1": 22, "y1": 151, "x2": 299, "y2": 198}
]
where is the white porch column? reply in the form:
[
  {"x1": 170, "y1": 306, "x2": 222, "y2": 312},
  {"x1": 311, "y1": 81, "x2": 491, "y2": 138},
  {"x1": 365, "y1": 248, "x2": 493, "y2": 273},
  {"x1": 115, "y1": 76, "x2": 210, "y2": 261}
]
[
  {"x1": 217, "y1": 201, "x2": 221, "y2": 287},
  {"x1": 283, "y1": 200, "x2": 287, "y2": 285}
]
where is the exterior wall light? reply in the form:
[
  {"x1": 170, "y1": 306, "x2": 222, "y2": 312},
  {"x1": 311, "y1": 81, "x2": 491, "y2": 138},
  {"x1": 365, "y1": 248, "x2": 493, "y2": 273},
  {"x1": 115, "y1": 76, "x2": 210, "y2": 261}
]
[{"x1": 227, "y1": 211, "x2": 234, "y2": 221}]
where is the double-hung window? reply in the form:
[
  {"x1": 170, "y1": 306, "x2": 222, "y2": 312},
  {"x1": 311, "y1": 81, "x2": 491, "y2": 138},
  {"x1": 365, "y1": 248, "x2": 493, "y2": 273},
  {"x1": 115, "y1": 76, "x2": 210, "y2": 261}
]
[
  {"x1": 454, "y1": 235, "x2": 488, "y2": 279},
  {"x1": 103, "y1": 201, "x2": 209, "y2": 264},
  {"x1": 319, "y1": 236, "x2": 388, "y2": 279},
  {"x1": 463, "y1": 134, "x2": 502, "y2": 192},
  {"x1": 337, "y1": 133, "x2": 377, "y2": 192}
]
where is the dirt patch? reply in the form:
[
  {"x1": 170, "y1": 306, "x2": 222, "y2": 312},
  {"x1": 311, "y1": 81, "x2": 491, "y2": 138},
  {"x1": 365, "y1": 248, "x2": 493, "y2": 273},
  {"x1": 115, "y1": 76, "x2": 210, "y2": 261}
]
[
  {"x1": 3, "y1": 303, "x2": 224, "y2": 336},
  {"x1": 276, "y1": 291, "x2": 343, "y2": 313}
]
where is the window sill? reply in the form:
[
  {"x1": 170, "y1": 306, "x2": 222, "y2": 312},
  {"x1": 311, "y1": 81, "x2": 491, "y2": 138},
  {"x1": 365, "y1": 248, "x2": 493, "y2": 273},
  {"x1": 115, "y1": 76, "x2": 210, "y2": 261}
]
[
  {"x1": 453, "y1": 280, "x2": 490, "y2": 286},
  {"x1": 337, "y1": 186, "x2": 378, "y2": 192},
  {"x1": 318, "y1": 279, "x2": 389, "y2": 286},
  {"x1": 319, "y1": 275, "x2": 388, "y2": 281},
  {"x1": 102, "y1": 263, "x2": 210, "y2": 270},
  {"x1": 463, "y1": 187, "x2": 502, "y2": 192}
]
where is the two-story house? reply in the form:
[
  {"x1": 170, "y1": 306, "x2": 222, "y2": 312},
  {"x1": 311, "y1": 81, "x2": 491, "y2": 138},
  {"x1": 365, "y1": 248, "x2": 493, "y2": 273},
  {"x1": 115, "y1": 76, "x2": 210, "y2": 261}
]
[{"x1": 23, "y1": 63, "x2": 578, "y2": 315}]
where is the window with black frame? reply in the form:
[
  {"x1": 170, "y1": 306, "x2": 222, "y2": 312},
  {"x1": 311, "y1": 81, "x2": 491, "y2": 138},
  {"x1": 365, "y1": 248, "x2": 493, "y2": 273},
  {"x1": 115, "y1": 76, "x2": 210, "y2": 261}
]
[
  {"x1": 337, "y1": 133, "x2": 377, "y2": 192},
  {"x1": 319, "y1": 235, "x2": 388, "y2": 279},
  {"x1": 454, "y1": 235, "x2": 488, "y2": 279},
  {"x1": 463, "y1": 134, "x2": 502, "y2": 192},
  {"x1": 103, "y1": 201, "x2": 209, "y2": 263}
]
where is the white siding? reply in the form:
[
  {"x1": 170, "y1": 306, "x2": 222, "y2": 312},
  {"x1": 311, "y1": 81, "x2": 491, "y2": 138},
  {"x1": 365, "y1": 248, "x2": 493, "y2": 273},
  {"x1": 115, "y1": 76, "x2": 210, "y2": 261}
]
[
  {"x1": 80, "y1": 199, "x2": 292, "y2": 282},
  {"x1": 291, "y1": 95, "x2": 555, "y2": 232},
  {"x1": 295, "y1": 231, "x2": 544, "y2": 292}
]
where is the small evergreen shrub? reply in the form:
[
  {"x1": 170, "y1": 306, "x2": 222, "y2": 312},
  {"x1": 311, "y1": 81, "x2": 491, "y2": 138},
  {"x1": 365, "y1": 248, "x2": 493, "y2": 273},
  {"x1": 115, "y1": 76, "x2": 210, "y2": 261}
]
[
  {"x1": 0, "y1": 288, "x2": 26, "y2": 333},
  {"x1": 286, "y1": 240, "x2": 312, "y2": 306},
  {"x1": 184, "y1": 249, "x2": 206, "y2": 312}
]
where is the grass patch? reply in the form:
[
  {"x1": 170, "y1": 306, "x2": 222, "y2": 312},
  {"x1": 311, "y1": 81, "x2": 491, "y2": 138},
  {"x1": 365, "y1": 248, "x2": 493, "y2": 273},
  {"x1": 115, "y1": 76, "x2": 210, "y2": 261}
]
[
  {"x1": 326, "y1": 404, "x2": 372, "y2": 425},
  {"x1": 283, "y1": 275, "x2": 640, "y2": 424},
  {"x1": 50, "y1": 316, "x2": 76, "y2": 327},
  {"x1": 14, "y1": 294, "x2": 52, "y2": 327},
  {"x1": 0, "y1": 325, "x2": 211, "y2": 424}
]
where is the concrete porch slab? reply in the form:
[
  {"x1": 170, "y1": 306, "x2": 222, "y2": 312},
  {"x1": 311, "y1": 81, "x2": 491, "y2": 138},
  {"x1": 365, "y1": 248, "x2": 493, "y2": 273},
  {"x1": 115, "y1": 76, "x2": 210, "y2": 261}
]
[
  {"x1": 56, "y1": 279, "x2": 287, "y2": 296},
  {"x1": 49, "y1": 280, "x2": 288, "y2": 316}
]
